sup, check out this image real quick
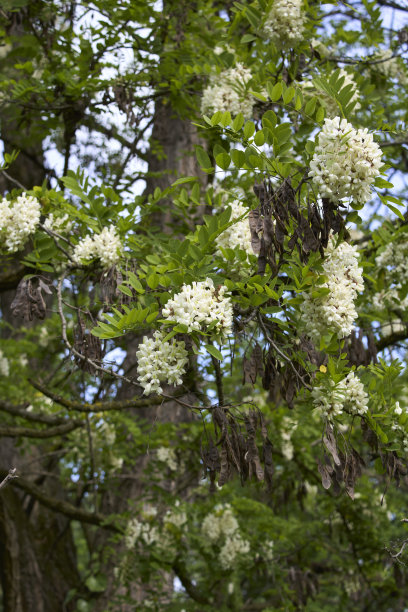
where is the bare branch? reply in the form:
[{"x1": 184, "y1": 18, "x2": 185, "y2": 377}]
[
  {"x1": 29, "y1": 378, "x2": 169, "y2": 412},
  {"x1": 0, "y1": 469, "x2": 121, "y2": 531},
  {"x1": 0, "y1": 468, "x2": 17, "y2": 491}
]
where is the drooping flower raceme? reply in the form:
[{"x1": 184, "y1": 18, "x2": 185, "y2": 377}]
[
  {"x1": 201, "y1": 63, "x2": 254, "y2": 119},
  {"x1": 215, "y1": 199, "x2": 253, "y2": 257},
  {"x1": 374, "y1": 236, "x2": 408, "y2": 312},
  {"x1": 202, "y1": 504, "x2": 250, "y2": 569},
  {"x1": 309, "y1": 117, "x2": 383, "y2": 204},
  {"x1": 43, "y1": 213, "x2": 72, "y2": 233},
  {"x1": 372, "y1": 49, "x2": 408, "y2": 83},
  {"x1": 157, "y1": 446, "x2": 178, "y2": 471},
  {"x1": 0, "y1": 349, "x2": 9, "y2": 377},
  {"x1": 312, "y1": 371, "x2": 369, "y2": 420},
  {"x1": 0, "y1": 193, "x2": 41, "y2": 252},
  {"x1": 162, "y1": 278, "x2": 233, "y2": 337},
  {"x1": 264, "y1": 0, "x2": 306, "y2": 47},
  {"x1": 73, "y1": 225, "x2": 122, "y2": 268},
  {"x1": 301, "y1": 237, "x2": 364, "y2": 342},
  {"x1": 136, "y1": 331, "x2": 188, "y2": 395}
]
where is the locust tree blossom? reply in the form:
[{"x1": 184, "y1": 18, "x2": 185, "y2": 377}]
[
  {"x1": 312, "y1": 371, "x2": 369, "y2": 420},
  {"x1": 0, "y1": 193, "x2": 41, "y2": 252},
  {"x1": 201, "y1": 63, "x2": 254, "y2": 118},
  {"x1": 124, "y1": 517, "x2": 159, "y2": 549},
  {"x1": 372, "y1": 49, "x2": 408, "y2": 83},
  {"x1": 373, "y1": 237, "x2": 408, "y2": 312},
  {"x1": 136, "y1": 331, "x2": 188, "y2": 395},
  {"x1": 215, "y1": 199, "x2": 253, "y2": 258},
  {"x1": 0, "y1": 349, "x2": 9, "y2": 377},
  {"x1": 43, "y1": 213, "x2": 72, "y2": 233},
  {"x1": 202, "y1": 504, "x2": 250, "y2": 569},
  {"x1": 157, "y1": 446, "x2": 178, "y2": 471},
  {"x1": 162, "y1": 278, "x2": 233, "y2": 337},
  {"x1": 264, "y1": 0, "x2": 306, "y2": 47},
  {"x1": 301, "y1": 237, "x2": 364, "y2": 342},
  {"x1": 73, "y1": 225, "x2": 122, "y2": 268},
  {"x1": 309, "y1": 117, "x2": 383, "y2": 204}
]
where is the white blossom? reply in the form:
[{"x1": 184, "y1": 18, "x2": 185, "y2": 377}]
[
  {"x1": 264, "y1": 0, "x2": 306, "y2": 48},
  {"x1": 73, "y1": 225, "x2": 122, "y2": 268},
  {"x1": 301, "y1": 237, "x2": 364, "y2": 342},
  {"x1": 136, "y1": 331, "x2": 188, "y2": 395},
  {"x1": 125, "y1": 518, "x2": 143, "y2": 549},
  {"x1": 312, "y1": 371, "x2": 368, "y2": 420},
  {"x1": 201, "y1": 63, "x2": 254, "y2": 119},
  {"x1": 309, "y1": 117, "x2": 383, "y2": 204},
  {"x1": 43, "y1": 213, "x2": 72, "y2": 233},
  {"x1": 0, "y1": 349, "x2": 9, "y2": 377},
  {"x1": 219, "y1": 533, "x2": 250, "y2": 569},
  {"x1": 0, "y1": 193, "x2": 41, "y2": 252},
  {"x1": 157, "y1": 446, "x2": 178, "y2": 471},
  {"x1": 201, "y1": 504, "x2": 250, "y2": 568},
  {"x1": 374, "y1": 237, "x2": 408, "y2": 312},
  {"x1": 281, "y1": 416, "x2": 298, "y2": 460},
  {"x1": 164, "y1": 509, "x2": 187, "y2": 529},
  {"x1": 162, "y1": 278, "x2": 233, "y2": 337},
  {"x1": 215, "y1": 199, "x2": 253, "y2": 258},
  {"x1": 372, "y1": 49, "x2": 407, "y2": 82}
]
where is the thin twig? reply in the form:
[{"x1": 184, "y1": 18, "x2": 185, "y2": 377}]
[{"x1": 0, "y1": 468, "x2": 17, "y2": 491}]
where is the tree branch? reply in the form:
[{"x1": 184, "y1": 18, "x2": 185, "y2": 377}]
[
  {"x1": 29, "y1": 378, "x2": 169, "y2": 412},
  {"x1": 0, "y1": 468, "x2": 17, "y2": 491},
  {"x1": 0, "y1": 421, "x2": 83, "y2": 438},
  {"x1": 0, "y1": 399, "x2": 82, "y2": 426},
  {"x1": 0, "y1": 469, "x2": 121, "y2": 531}
]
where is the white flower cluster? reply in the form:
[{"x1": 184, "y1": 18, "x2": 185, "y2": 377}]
[
  {"x1": 376, "y1": 237, "x2": 408, "y2": 280},
  {"x1": 215, "y1": 199, "x2": 253, "y2": 258},
  {"x1": 312, "y1": 371, "x2": 369, "y2": 419},
  {"x1": 373, "y1": 237, "x2": 408, "y2": 312},
  {"x1": 201, "y1": 63, "x2": 254, "y2": 119},
  {"x1": 372, "y1": 49, "x2": 407, "y2": 82},
  {"x1": 0, "y1": 349, "x2": 9, "y2": 377},
  {"x1": 136, "y1": 330, "x2": 188, "y2": 395},
  {"x1": 124, "y1": 517, "x2": 159, "y2": 549},
  {"x1": 0, "y1": 193, "x2": 41, "y2": 252},
  {"x1": 281, "y1": 416, "x2": 298, "y2": 461},
  {"x1": 301, "y1": 237, "x2": 364, "y2": 342},
  {"x1": 157, "y1": 446, "x2": 178, "y2": 471},
  {"x1": 43, "y1": 213, "x2": 72, "y2": 233},
  {"x1": 163, "y1": 508, "x2": 187, "y2": 529},
  {"x1": 202, "y1": 504, "x2": 250, "y2": 569},
  {"x1": 73, "y1": 225, "x2": 122, "y2": 268},
  {"x1": 309, "y1": 117, "x2": 383, "y2": 204},
  {"x1": 264, "y1": 0, "x2": 306, "y2": 47},
  {"x1": 388, "y1": 402, "x2": 408, "y2": 453},
  {"x1": 162, "y1": 278, "x2": 233, "y2": 337}
]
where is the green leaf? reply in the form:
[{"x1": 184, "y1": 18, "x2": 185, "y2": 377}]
[
  {"x1": 243, "y1": 121, "x2": 255, "y2": 140},
  {"x1": 215, "y1": 153, "x2": 231, "y2": 170},
  {"x1": 254, "y1": 130, "x2": 265, "y2": 146},
  {"x1": 283, "y1": 86, "x2": 295, "y2": 104},
  {"x1": 374, "y1": 177, "x2": 394, "y2": 189},
  {"x1": 195, "y1": 145, "x2": 212, "y2": 171},
  {"x1": 316, "y1": 106, "x2": 325, "y2": 124},
  {"x1": 232, "y1": 113, "x2": 245, "y2": 131},
  {"x1": 205, "y1": 344, "x2": 223, "y2": 361},
  {"x1": 231, "y1": 149, "x2": 246, "y2": 167},
  {"x1": 268, "y1": 81, "x2": 283, "y2": 102},
  {"x1": 171, "y1": 176, "x2": 198, "y2": 186},
  {"x1": 147, "y1": 273, "x2": 159, "y2": 289},
  {"x1": 241, "y1": 33, "x2": 256, "y2": 43}
]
